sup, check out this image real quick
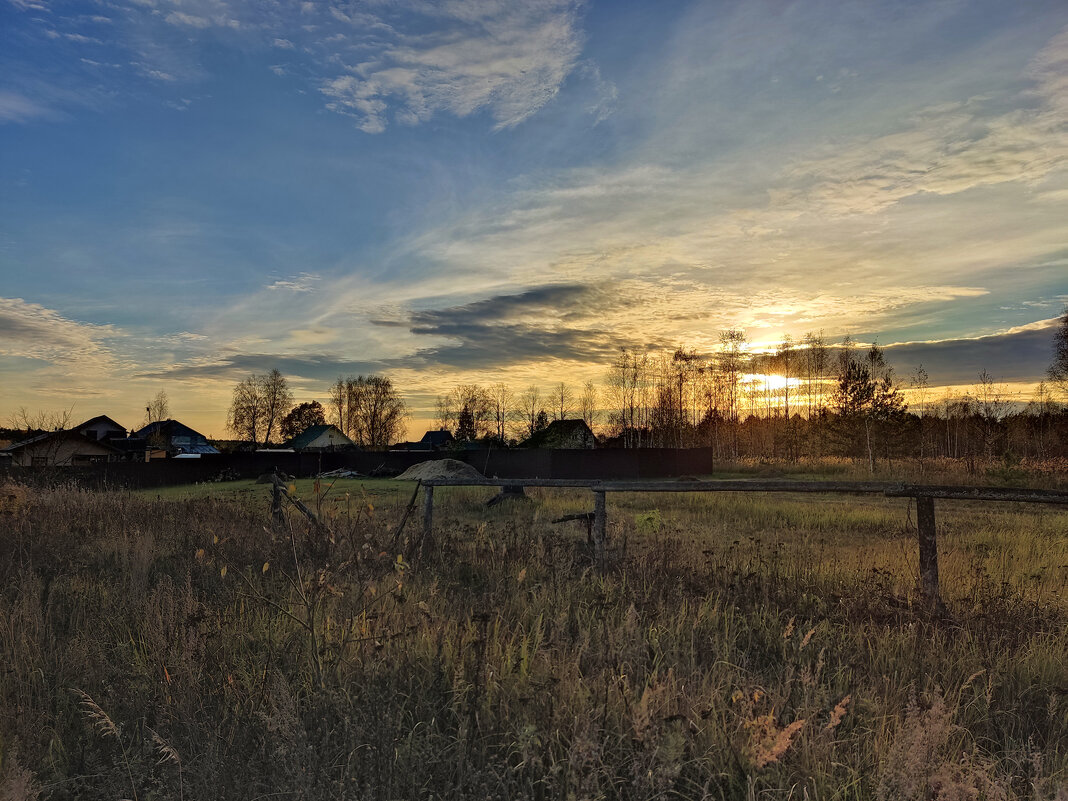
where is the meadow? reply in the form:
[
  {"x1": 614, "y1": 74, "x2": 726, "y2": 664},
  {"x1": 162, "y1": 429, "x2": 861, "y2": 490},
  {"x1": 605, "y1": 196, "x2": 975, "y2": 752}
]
[{"x1": 2, "y1": 469, "x2": 1068, "y2": 800}]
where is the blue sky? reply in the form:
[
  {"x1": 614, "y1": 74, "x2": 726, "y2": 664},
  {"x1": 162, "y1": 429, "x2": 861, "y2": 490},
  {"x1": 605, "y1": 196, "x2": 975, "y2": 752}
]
[{"x1": 1, "y1": 0, "x2": 1066, "y2": 436}]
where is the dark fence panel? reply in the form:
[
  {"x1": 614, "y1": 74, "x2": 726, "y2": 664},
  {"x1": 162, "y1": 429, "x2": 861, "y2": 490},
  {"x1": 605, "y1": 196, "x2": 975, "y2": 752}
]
[{"x1": 0, "y1": 447, "x2": 725, "y2": 489}]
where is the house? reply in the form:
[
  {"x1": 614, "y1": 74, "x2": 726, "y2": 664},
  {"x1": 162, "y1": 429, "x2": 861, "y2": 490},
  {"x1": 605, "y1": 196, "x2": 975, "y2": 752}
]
[
  {"x1": 1, "y1": 430, "x2": 122, "y2": 467},
  {"x1": 519, "y1": 419, "x2": 596, "y2": 449},
  {"x1": 287, "y1": 424, "x2": 355, "y2": 452},
  {"x1": 72, "y1": 415, "x2": 127, "y2": 442},
  {"x1": 392, "y1": 429, "x2": 455, "y2": 451},
  {"x1": 134, "y1": 420, "x2": 220, "y2": 457}
]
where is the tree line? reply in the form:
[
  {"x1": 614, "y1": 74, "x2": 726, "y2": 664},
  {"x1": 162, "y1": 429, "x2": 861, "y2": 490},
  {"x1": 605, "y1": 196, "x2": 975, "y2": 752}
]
[{"x1": 221, "y1": 309, "x2": 1068, "y2": 466}]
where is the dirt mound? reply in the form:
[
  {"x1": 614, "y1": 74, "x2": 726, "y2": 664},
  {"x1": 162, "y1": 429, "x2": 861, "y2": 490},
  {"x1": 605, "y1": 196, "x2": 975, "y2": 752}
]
[{"x1": 395, "y1": 459, "x2": 485, "y2": 482}]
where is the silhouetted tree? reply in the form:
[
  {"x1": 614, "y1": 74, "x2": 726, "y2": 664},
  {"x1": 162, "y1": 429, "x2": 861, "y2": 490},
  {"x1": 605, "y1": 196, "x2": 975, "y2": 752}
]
[
  {"x1": 331, "y1": 375, "x2": 407, "y2": 448},
  {"x1": 144, "y1": 390, "x2": 170, "y2": 427},
  {"x1": 281, "y1": 400, "x2": 326, "y2": 441},
  {"x1": 1048, "y1": 306, "x2": 1068, "y2": 399},
  {"x1": 228, "y1": 369, "x2": 293, "y2": 446}
]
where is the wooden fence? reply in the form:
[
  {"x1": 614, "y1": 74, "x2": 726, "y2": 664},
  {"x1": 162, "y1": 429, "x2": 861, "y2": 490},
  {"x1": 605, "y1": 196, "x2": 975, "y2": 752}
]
[{"x1": 415, "y1": 478, "x2": 1068, "y2": 612}]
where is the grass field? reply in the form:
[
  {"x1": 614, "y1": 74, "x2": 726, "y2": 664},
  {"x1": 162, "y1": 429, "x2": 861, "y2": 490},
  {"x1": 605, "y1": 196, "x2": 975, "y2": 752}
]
[{"x1": 2, "y1": 475, "x2": 1068, "y2": 799}]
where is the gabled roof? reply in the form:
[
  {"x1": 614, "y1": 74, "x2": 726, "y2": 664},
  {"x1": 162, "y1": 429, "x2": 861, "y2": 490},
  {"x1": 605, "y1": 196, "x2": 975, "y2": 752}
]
[
  {"x1": 134, "y1": 419, "x2": 220, "y2": 454},
  {"x1": 135, "y1": 419, "x2": 208, "y2": 441},
  {"x1": 73, "y1": 415, "x2": 126, "y2": 433},
  {"x1": 287, "y1": 424, "x2": 355, "y2": 450},
  {"x1": 419, "y1": 429, "x2": 455, "y2": 447},
  {"x1": 1, "y1": 429, "x2": 123, "y2": 454}
]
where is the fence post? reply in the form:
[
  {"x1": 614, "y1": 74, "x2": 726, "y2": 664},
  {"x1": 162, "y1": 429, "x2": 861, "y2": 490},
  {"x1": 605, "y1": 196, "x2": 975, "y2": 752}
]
[
  {"x1": 421, "y1": 483, "x2": 435, "y2": 552},
  {"x1": 593, "y1": 489, "x2": 607, "y2": 570},
  {"x1": 271, "y1": 479, "x2": 283, "y2": 524},
  {"x1": 915, "y1": 495, "x2": 942, "y2": 611}
]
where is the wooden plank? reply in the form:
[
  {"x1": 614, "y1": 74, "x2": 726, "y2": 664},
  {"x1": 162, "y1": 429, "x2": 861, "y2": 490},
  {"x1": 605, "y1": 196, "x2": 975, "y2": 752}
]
[
  {"x1": 597, "y1": 480, "x2": 895, "y2": 494},
  {"x1": 593, "y1": 490, "x2": 606, "y2": 571},
  {"x1": 419, "y1": 478, "x2": 601, "y2": 488},
  {"x1": 916, "y1": 495, "x2": 941, "y2": 610},
  {"x1": 886, "y1": 484, "x2": 1068, "y2": 505}
]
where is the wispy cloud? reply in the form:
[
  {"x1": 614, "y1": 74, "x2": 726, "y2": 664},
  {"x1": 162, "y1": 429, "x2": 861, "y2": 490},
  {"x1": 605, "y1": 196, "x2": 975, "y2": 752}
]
[
  {"x1": 0, "y1": 90, "x2": 52, "y2": 124},
  {"x1": 0, "y1": 297, "x2": 118, "y2": 366},
  {"x1": 8, "y1": 0, "x2": 587, "y2": 131},
  {"x1": 320, "y1": 0, "x2": 584, "y2": 132},
  {"x1": 266, "y1": 272, "x2": 319, "y2": 292}
]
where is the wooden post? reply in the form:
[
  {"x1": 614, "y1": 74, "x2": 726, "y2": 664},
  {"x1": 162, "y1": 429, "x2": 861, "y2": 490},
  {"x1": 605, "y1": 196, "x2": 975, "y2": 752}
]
[
  {"x1": 593, "y1": 490, "x2": 607, "y2": 571},
  {"x1": 916, "y1": 495, "x2": 941, "y2": 611},
  {"x1": 421, "y1": 483, "x2": 435, "y2": 552},
  {"x1": 271, "y1": 480, "x2": 283, "y2": 524}
]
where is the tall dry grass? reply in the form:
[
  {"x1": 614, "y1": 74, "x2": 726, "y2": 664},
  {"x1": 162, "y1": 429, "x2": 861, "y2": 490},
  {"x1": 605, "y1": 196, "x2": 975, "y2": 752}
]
[{"x1": 1, "y1": 478, "x2": 1067, "y2": 799}]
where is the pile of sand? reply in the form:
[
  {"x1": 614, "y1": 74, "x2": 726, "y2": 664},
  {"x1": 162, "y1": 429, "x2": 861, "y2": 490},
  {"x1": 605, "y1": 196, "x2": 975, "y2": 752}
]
[{"x1": 395, "y1": 459, "x2": 485, "y2": 482}]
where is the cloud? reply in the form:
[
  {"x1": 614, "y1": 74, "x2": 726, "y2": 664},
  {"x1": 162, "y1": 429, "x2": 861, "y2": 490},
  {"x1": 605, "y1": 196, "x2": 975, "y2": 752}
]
[
  {"x1": 266, "y1": 272, "x2": 319, "y2": 292},
  {"x1": 883, "y1": 318, "x2": 1061, "y2": 385},
  {"x1": 0, "y1": 297, "x2": 118, "y2": 365},
  {"x1": 8, "y1": 0, "x2": 586, "y2": 132},
  {"x1": 164, "y1": 12, "x2": 213, "y2": 29},
  {"x1": 319, "y1": 0, "x2": 584, "y2": 132},
  {"x1": 0, "y1": 91, "x2": 52, "y2": 123},
  {"x1": 779, "y1": 28, "x2": 1068, "y2": 217}
]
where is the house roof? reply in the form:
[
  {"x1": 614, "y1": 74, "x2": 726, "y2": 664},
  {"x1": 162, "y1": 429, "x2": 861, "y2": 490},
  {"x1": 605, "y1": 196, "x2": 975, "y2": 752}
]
[
  {"x1": 73, "y1": 415, "x2": 127, "y2": 433},
  {"x1": 134, "y1": 419, "x2": 220, "y2": 454},
  {"x1": 287, "y1": 424, "x2": 354, "y2": 450},
  {"x1": 135, "y1": 419, "x2": 208, "y2": 441},
  {"x1": 1, "y1": 429, "x2": 123, "y2": 454},
  {"x1": 419, "y1": 429, "x2": 455, "y2": 447}
]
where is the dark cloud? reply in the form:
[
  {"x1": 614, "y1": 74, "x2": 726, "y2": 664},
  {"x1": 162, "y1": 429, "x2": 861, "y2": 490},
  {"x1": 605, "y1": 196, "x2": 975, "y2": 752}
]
[
  {"x1": 393, "y1": 322, "x2": 626, "y2": 370},
  {"x1": 380, "y1": 283, "x2": 658, "y2": 370},
  {"x1": 883, "y1": 322, "x2": 1059, "y2": 385}
]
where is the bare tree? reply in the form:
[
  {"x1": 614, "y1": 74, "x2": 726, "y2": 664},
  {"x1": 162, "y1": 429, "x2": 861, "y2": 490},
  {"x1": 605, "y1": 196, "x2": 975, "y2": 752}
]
[
  {"x1": 449, "y1": 384, "x2": 492, "y2": 441},
  {"x1": 548, "y1": 381, "x2": 574, "y2": 421},
  {"x1": 605, "y1": 348, "x2": 650, "y2": 447},
  {"x1": 487, "y1": 382, "x2": 515, "y2": 443},
  {"x1": 8, "y1": 406, "x2": 73, "y2": 434},
  {"x1": 519, "y1": 385, "x2": 541, "y2": 437},
  {"x1": 435, "y1": 393, "x2": 457, "y2": 434},
  {"x1": 329, "y1": 378, "x2": 349, "y2": 436},
  {"x1": 1048, "y1": 306, "x2": 1068, "y2": 400},
  {"x1": 144, "y1": 390, "x2": 170, "y2": 426},
  {"x1": 580, "y1": 380, "x2": 598, "y2": 429}
]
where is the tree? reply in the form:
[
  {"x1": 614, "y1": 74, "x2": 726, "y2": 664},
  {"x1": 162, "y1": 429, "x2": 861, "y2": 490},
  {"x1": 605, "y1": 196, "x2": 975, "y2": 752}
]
[
  {"x1": 520, "y1": 385, "x2": 541, "y2": 437},
  {"x1": 227, "y1": 370, "x2": 293, "y2": 446},
  {"x1": 1048, "y1": 306, "x2": 1068, "y2": 399},
  {"x1": 330, "y1": 375, "x2": 407, "y2": 448},
  {"x1": 830, "y1": 341, "x2": 907, "y2": 473},
  {"x1": 605, "y1": 348, "x2": 650, "y2": 447},
  {"x1": 448, "y1": 384, "x2": 491, "y2": 441},
  {"x1": 580, "y1": 380, "x2": 598, "y2": 429},
  {"x1": 8, "y1": 406, "x2": 72, "y2": 435},
  {"x1": 487, "y1": 382, "x2": 516, "y2": 443},
  {"x1": 227, "y1": 376, "x2": 265, "y2": 445},
  {"x1": 144, "y1": 390, "x2": 170, "y2": 426},
  {"x1": 260, "y1": 369, "x2": 293, "y2": 446},
  {"x1": 534, "y1": 409, "x2": 549, "y2": 432},
  {"x1": 281, "y1": 400, "x2": 326, "y2": 441},
  {"x1": 549, "y1": 381, "x2": 574, "y2": 421}
]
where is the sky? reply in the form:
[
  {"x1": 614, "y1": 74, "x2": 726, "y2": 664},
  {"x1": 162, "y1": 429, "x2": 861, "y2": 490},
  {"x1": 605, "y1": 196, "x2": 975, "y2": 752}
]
[{"x1": 1, "y1": 0, "x2": 1067, "y2": 439}]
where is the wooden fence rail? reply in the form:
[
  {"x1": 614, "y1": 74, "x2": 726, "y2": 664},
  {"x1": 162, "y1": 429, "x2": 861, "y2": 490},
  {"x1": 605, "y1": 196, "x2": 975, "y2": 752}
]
[{"x1": 416, "y1": 478, "x2": 1068, "y2": 612}]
